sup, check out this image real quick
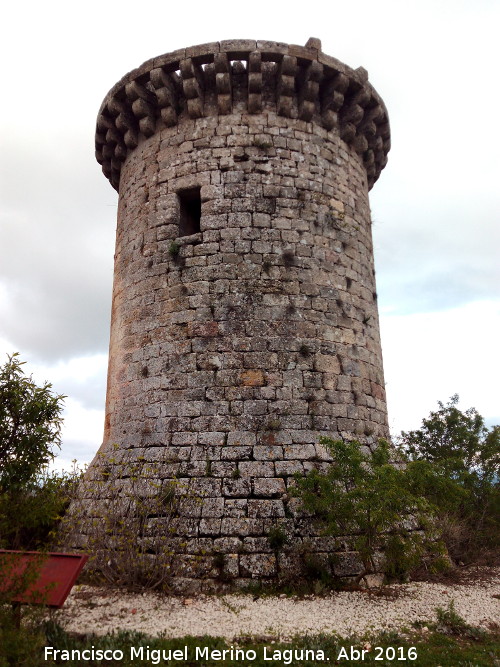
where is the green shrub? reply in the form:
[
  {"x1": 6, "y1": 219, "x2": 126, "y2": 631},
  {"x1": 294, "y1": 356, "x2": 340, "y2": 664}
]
[
  {"x1": 168, "y1": 241, "x2": 180, "y2": 256},
  {"x1": 400, "y1": 395, "x2": 499, "y2": 472},
  {"x1": 0, "y1": 353, "x2": 65, "y2": 489},
  {"x1": 398, "y1": 395, "x2": 500, "y2": 564},
  {"x1": 0, "y1": 468, "x2": 79, "y2": 550},
  {"x1": 0, "y1": 607, "x2": 47, "y2": 667},
  {"x1": 267, "y1": 523, "x2": 289, "y2": 551},
  {"x1": 0, "y1": 353, "x2": 72, "y2": 550},
  {"x1": 292, "y1": 438, "x2": 443, "y2": 583}
]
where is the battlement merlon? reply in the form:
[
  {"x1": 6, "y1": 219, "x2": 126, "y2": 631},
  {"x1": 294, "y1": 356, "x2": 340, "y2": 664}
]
[{"x1": 95, "y1": 38, "x2": 391, "y2": 191}]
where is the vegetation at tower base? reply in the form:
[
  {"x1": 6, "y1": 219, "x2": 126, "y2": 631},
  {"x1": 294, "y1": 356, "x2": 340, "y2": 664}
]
[
  {"x1": 398, "y1": 395, "x2": 500, "y2": 566},
  {"x1": 291, "y1": 438, "x2": 448, "y2": 585},
  {"x1": 61, "y1": 401, "x2": 499, "y2": 591},
  {"x1": 292, "y1": 397, "x2": 500, "y2": 586},
  {"x1": 0, "y1": 354, "x2": 77, "y2": 664},
  {"x1": 60, "y1": 448, "x2": 192, "y2": 591},
  {"x1": 0, "y1": 353, "x2": 73, "y2": 551}
]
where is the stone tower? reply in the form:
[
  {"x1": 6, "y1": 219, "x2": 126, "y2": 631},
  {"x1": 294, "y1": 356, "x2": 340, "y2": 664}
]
[{"x1": 88, "y1": 38, "x2": 391, "y2": 589}]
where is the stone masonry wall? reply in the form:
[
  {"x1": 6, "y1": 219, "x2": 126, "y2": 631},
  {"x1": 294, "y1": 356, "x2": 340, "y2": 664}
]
[{"x1": 76, "y1": 39, "x2": 391, "y2": 592}]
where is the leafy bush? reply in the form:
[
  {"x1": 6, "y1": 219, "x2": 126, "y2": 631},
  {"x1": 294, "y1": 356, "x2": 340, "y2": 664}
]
[
  {"x1": 0, "y1": 353, "x2": 71, "y2": 550},
  {"x1": 293, "y1": 397, "x2": 499, "y2": 586},
  {"x1": 168, "y1": 241, "x2": 180, "y2": 257},
  {"x1": 398, "y1": 395, "x2": 500, "y2": 563},
  {"x1": 0, "y1": 608, "x2": 47, "y2": 667},
  {"x1": 0, "y1": 468, "x2": 78, "y2": 550},
  {"x1": 0, "y1": 353, "x2": 65, "y2": 489},
  {"x1": 292, "y1": 438, "x2": 445, "y2": 583},
  {"x1": 61, "y1": 449, "x2": 190, "y2": 591},
  {"x1": 400, "y1": 395, "x2": 499, "y2": 474},
  {"x1": 267, "y1": 523, "x2": 289, "y2": 551},
  {"x1": 0, "y1": 354, "x2": 77, "y2": 666}
]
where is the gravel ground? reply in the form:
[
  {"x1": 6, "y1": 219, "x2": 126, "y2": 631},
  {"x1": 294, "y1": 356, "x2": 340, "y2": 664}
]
[{"x1": 58, "y1": 568, "x2": 500, "y2": 640}]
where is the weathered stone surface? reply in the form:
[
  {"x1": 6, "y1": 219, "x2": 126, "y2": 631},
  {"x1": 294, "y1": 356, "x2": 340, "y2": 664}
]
[
  {"x1": 252, "y1": 478, "x2": 286, "y2": 497},
  {"x1": 333, "y1": 551, "x2": 365, "y2": 577},
  {"x1": 240, "y1": 553, "x2": 277, "y2": 578},
  {"x1": 76, "y1": 37, "x2": 391, "y2": 589}
]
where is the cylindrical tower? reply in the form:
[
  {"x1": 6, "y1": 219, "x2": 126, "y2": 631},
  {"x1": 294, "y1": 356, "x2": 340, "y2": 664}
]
[{"x1": 84, "y1": 38, "x2": 391, "y2": 590}]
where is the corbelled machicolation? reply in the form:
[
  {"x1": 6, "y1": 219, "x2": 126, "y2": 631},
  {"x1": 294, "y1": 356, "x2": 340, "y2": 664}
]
[{"x1": 77, "y1": 38, "x2": 391, "y2": 591}]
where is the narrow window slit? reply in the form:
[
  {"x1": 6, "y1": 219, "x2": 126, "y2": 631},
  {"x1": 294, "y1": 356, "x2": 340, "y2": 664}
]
[{"x1": 178, "y1": 187, "x2": 201, "y2": 236}]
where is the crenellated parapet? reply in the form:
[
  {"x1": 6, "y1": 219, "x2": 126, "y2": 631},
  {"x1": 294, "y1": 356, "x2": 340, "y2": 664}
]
[{"x1": 96, "y1": 38, "x2": 390, "y2": 191}]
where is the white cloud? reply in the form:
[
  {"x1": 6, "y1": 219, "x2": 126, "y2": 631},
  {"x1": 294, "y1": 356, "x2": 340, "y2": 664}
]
[
  {"x1": 54, "y1": 397, "x2": 104, "y2": 471},
  {"x1": 381, "y1": 300, "x2": 500, "y2": 435}
]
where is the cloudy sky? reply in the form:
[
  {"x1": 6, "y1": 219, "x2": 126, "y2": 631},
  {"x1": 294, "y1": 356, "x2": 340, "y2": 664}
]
[{"x1": 1, "y1": 0, "x2": 498, "y2": 471}]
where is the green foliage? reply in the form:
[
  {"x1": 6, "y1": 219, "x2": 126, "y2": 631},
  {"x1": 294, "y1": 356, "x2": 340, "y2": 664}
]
[
  {"x1": 0, "y1": 607, "x2": 47, "y2": 667},
  {"x1": 265, "y1": 418, "x2": 281, "y2": 432},
  {"x1": 292, "y1": 438, "x2": 442, "y2": 582},
  {"x1": 400, "y1": 394, "x2": 499, "y2": 477},
  {"x1": 0, "y1": 355, "x2": 77, "y2": 664},
  {"x1": 293, "y1": 397, "x2": 499, "y2": 585},
  {"x1": 435, "y1": 601, "x2": 485, "y2": 640},
  {"x1": 398, "y1": 396, "x2": 500, "y2": 563},
  {"x1": 267, "y1": 523, "x2": 289, "y2": 551},
  {"x1": 0, "y1": 354, "x2": 71, "y2": 550},
  {"x1": 0, "y1": 353, "x2": 65, "y2": 489},
  {"x1": 168, "y1": 241, "x2": 180, "y2": 256},
  {"x1": 0, "y1": 468, "x2": 78, "y2": 550}
]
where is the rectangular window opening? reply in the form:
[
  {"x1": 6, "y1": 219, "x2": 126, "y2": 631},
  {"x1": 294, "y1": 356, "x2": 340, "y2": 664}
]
[{"x1": 178, "y1": 187, "x2": 201, "y2": 236}]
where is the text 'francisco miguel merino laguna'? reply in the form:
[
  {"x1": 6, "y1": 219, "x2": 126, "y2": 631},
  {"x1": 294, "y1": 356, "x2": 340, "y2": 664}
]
[{"x1": 44, "y1": 645, "x2": 329, "y2": 664}]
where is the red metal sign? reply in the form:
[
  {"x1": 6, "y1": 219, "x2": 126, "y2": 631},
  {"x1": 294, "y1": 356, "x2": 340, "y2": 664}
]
[{"x1": 0, "y1": 550, "x2": 88, "y2": 608}]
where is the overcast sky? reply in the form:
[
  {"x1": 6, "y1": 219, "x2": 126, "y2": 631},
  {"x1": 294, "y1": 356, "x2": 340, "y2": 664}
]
[{"x1": 1, "y1": 0, "x2": 498, "y2": 471}]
